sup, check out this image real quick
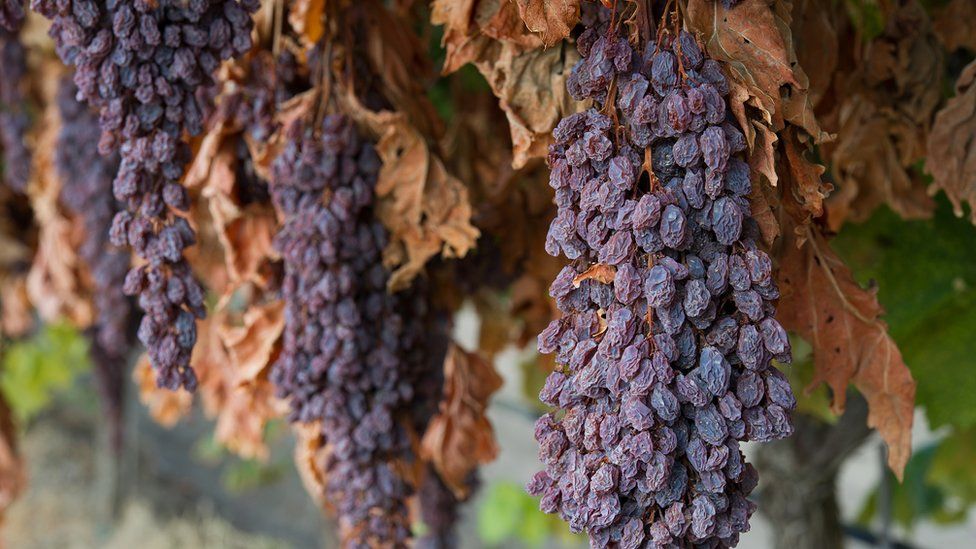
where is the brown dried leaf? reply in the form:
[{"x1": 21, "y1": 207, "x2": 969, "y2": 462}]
[
  {"x1": 25, "y1": 80, "x2": 93, "y2": 327},
  {"x1": 361, "y1": 3, "x2": 444, "y2": 140},
  {"x1": 573, "y1": 263, "x2": 616, "y2": 287},
  {"x1": 514, "y1": 0, "x2": 580, "y2": 47},
  {"x1": 0, "y1": 277, "x2": 33, "y2": 339},
  {"x1": 199, "y1": 139, "x2": 279, "y2": 286},
  {"x1": 293, "y1": 423, "x2": 328, "y2": 509},
  {"x1": 214, "y1": 381, "x2": 281, "y2": 462},
  {"x1": 932, "y1": 0, "x2": 976, "y2": 53},
  {"x1": 685, "y1": 0, "x2": 828, "y2": 142},
  {"x1": 820, "y1": 1, "x2": 941, "y2": 228},
  {"x1": 927, "y1": 60, "x2": 976, "y2": 223},
  {"x1": 432, "y1": 0, "x2": 582, "y2": 168},
  {"x1": 342, "y1": 106, "x2": 480, "y2": 290},
  {"x1": 825, "y1": 98, "x2": 933, "y2": 229},
  {"x1": 791, "y1": 0, "x2": 840, "y2": 108},
  {"x1": 218, "y1": 300, "x2": 285, "y2": 382},
  {"x1": 191, "y1": 300, "x2": 285, "y2": 462},
  {"x1": 749, "y1": 173, "x2": 780, "y2": 247},
  {"x1": 480, "y1": 42, "x2": 583, "y2": 168},
  {"x1": 782, "y1": 129, "x2": 831, "y2": 219},
  {"x1": 420, "y1": 343, "x2": 502, "y2": 498},
  {"x1": 777, "y1": 194, "x2": 915, "y2": 478},
  {"x1": 134, "y1": 354, "x2": 193, "y2": 428},
  {"x1": 288, "y1": 0, "x2": 326, "y2": 49}
]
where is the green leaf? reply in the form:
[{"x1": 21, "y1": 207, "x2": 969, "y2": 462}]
[
  {"x1": 928, "y1": 427, "x2": 976, "y2": 506},
  {"x1": 842, "y1": 0, "x2": 885, "y2": 42},
  {"x1": 857, "y1": 443, "x2": 953, "y2": 529},
  {"x1": 1, "y1": 322, "x2": 92, "y2": 422},
  {"x1": 833, "y1": 194, "x2": 976, "y2": 429},
  {"x1": 221, "y1": 459, "x2": 286, "y2": 493},
  {"x1": 477, "y1": 482, "x2": 525, "y2": 546}
]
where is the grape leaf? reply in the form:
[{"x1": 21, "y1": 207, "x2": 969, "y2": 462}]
[
  {"x1": 821, "y1": 1, "x2": 941, "y2": 229},
  {"x1": 929, "y1": 427, "x2": 976, "y2": 505},
  {"x1": 514, "y1": 0, "x2": 580, "y2": 47},
  {"x1": 287, "y1": 0, "x2": 325, "y2": 49},
  {"x1": 932, "y1": 0, "x2": 976, "y2": 53},
  {"x1": 420, "y1": 343, "x2": 502, "y2": 498},
  {"x1": 292, "y1": 423, "x2": 328, "y2": 509},
  {"x1": 777, "y1": 193, "x2": 916, "y2": 477},
  {"x1": 431, "y1": 0, "x2": 583, "y2": 167},
  {"x1": 832, "y1": 196, "x2": 976, "y2": 429},
  {"x1": 25, "y1": 96, "x2": 92, "y2": 328},
  {"x1": 1, "y1": 322, "x2": 91, "y2": 422},
  {"x1": 135, "y1": 356, "x2": 193, "y2": 428},
  {"x1": 573, "y1": 263, "x2": 616, "y2": 286},
  {"x1": 685, "y1": 0, "x2": 829, "y2": 143},
  {"x1": 782, "y1": 128, "x2": 831, "y2": 219},
  {"x1": 927, "y1": 60, "x2": 976, "y2": 224},
  {"x1": 212, "y1": 301, "x2": 286, "y2": 461}
]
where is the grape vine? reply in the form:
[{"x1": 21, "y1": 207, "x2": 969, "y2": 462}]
[{"x1": 528, "y1": 7, "x2": 796, "y2": 547}]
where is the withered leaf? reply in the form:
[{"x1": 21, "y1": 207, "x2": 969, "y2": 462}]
[
  {"x1": 480, "y1": 41, "x2": 583, "y2": 168},
  {"x1": 685, "y1": 0, "x2": 828, "y2": 142},
  {"x1": 782, "y1": 129, "x2": 831, "y2": 219},
  {"x1": 791, "y1": 0, "x2": 840, "y2": 108},
  {"x1": 192, "y1": 301, "x2": 285, "y2": 462},
  {"x1": 573, "y1": 263, "x2": 616, "y2": 287},
  {"x1": 927, "y1": 60, "x2": 976, "y2": 223},
  {"x1": 23, "y1": 77, "x2": 93, "y2": 327},
  {"x1": 820, "y1": 1, "x2": 939, "y2": 228},
  {"x1": 293, "y1": 423, "x2": 328, "y2": 509},
  {"x1": 342, "y1": 103, "x2": 480, "y2": 290},
  {"x1": 288, "y1": 0, "x2": 326, "y2": 50},
  {"x1": 514, "y1": 0, "x2": 580, "y2": 47},
  {"x1": 134, "y1": 354, "x2": 193, "y2": 428},
  {"x1": 932, "y1": 0, "x2": 976, "y2": 53},
  {"x1": 218, "y1": 300, "x2": 285, "y2": 383},
  {"x1": 825, "y1": 98, "x2": 933, "y2": 229},
  {"x1": 0, "y1": 277, "x2": 33, "y2": 339},
  {"x1": 420, "y1": 343, "x2": 502, "y2": 498},
  {"x1": 777, "y1": 216, "x2": 915, "y2": 478},
  {"x1": 748, "y1": 172, "x2": 780, "y2": 247},
  {"x1": 432, "y1": 0, "x2": 582, "y2": 168}
]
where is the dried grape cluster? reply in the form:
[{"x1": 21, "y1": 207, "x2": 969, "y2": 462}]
[
  {"x1": 56, "y1": 77, "x2": 133, "y2": 450},
  {"x1": 417, "y1": 469, "x2": 464, "y2": 549},
  {"x1": 270, "y1": 115, "x2": 440, "y2": 547},
  {"x1": 528, "y1": 13, "x2": 796, "y2": 548},
  {"x1": 32, "y1": 0, "x2": 259, "y2": 390},
  {"x1": 0, "y1": 0, "x2": 25, "y2": 31},
  {"x1": 0, "y1": 2, "x2": 31, "y2": 193}
]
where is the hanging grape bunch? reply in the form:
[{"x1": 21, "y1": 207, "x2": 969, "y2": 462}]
[
  {"x1": 528, "y1": 7, "x2": 796, "y2": 547},
  {"x1": 31, "y1": 0, "x2": 260, "y2": 390},
  {"x1": 270, "y1": 114, "x2": 440, "y2": 547},
  {"x1": 0, "y1": 0, "x2": 30, "y2": 194},
  {"x1": 56, "y1": 77, "x2": 133, "y2": 450}
]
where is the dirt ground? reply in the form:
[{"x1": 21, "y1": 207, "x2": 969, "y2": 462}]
[{"x1": 2, "y1": 382, "x2": 323, "y2": 549}]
